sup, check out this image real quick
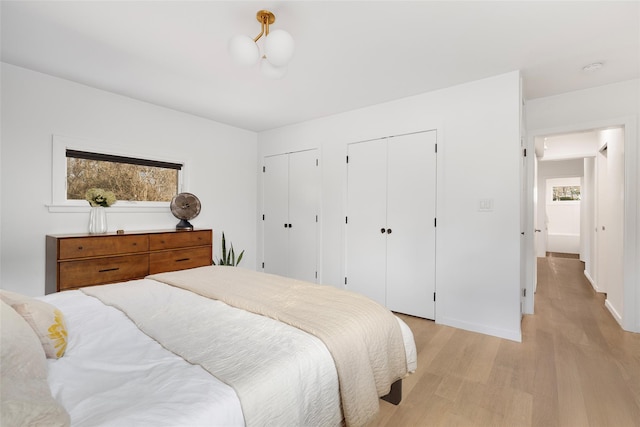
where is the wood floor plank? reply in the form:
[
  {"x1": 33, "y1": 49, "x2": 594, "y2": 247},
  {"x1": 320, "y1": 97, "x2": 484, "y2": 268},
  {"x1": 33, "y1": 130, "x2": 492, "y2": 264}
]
[
  {"x1": 463, "y1": 335, "x2": 501, "y2": 384},
  {"x1": 371, "y1": 257, "x2": 640, "y2": 426},
  {"x1": 554, "y1": 340, "x2": 590, "y2": 427}
]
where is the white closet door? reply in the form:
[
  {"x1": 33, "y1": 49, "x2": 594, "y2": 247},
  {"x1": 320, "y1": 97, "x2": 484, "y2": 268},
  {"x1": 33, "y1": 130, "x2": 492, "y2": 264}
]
[
  {"x1": 263, "y1": 154, "x2": 290, "y2": 277},
  {"x1": 386, "y1": 131, "x2": 437, "y2": 319},
  {"x1": 346, "y1": 139, "x2": 388, "y2": 306},
  {"x1": 288, "y1": 150, "x2": 319, "y2": 283}
]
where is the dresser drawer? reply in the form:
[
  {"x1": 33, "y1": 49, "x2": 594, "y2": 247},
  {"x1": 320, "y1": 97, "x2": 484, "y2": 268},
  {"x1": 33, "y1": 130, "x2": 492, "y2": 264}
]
[
  {"x1": 58, "y1": 254, "x2": 149, "y2": 290},
  {"x1": 58, "y1": 235, "x2": 149, "y2": 260},
  {"x1": 149, "y1": 247, "x2": 212, "y2": 274},
  {"x1": 149, "y1": 230, "x2": 212, "y2": 251}
]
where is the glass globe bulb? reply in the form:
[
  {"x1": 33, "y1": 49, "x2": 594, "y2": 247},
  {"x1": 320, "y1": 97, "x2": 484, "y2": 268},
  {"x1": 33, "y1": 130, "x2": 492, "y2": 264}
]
[
  {"x1": 260, "y1": 58, "x2": 287, "y2": 79},
  {"x1": 228, "y1": 35, "x2": 260, "y2": 66},
  {"x1": 264, "y1": 29, "x2": 295, "y2": 67}
]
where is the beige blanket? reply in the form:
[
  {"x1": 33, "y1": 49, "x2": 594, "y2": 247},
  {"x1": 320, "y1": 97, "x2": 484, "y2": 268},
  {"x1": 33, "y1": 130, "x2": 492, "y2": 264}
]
[{"x1": 147, "y1": 266, "x2": 408, "y2": 427}]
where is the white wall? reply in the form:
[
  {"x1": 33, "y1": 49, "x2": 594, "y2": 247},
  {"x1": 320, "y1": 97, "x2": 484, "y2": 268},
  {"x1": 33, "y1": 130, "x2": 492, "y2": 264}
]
[
  {"x1": 0, "y1": 63, "x2": 258, "y2": 296},
  {"x1": 539, "y1": 132, "x2": 598, "y2": 160},
  {"x1": 526, "y1": 79, "x2": 639, "y2": 333},
  {"x1": 258, "y1": 71, "x2": 523, "y2": 341}
]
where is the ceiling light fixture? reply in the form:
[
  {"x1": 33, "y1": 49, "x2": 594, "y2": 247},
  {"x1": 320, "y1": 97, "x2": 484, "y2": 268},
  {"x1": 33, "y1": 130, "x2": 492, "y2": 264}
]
[
  {"x1": 582, "y1": 62, "x2": 603, "y2": 73},
  {"x1": 228, "y1": 10, "x2": 295, "y2": 79}
]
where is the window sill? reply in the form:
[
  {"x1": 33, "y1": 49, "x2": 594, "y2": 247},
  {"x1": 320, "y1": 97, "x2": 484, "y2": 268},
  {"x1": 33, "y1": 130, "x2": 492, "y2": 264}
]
[{"x1": 47, "y1": 204, "x2": 170, "y2": 213}]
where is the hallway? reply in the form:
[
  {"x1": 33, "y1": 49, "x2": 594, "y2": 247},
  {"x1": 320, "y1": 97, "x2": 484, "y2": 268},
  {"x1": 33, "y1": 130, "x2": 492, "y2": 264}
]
[
  {"x1": 372, "y1": 257, "x2": 640, "y2": 426},
  {"x1": 529, "y1": 256, "x2": 640, "y2": 426}
]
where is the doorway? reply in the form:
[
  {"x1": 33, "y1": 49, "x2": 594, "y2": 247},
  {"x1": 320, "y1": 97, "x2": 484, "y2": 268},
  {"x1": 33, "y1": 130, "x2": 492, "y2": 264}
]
[
  {"x1": 526, "y1": 124, "x2": 628, "y2": 328},
  {"x1": 545, "y1": 176, "x2": 582, "y2": 256}
]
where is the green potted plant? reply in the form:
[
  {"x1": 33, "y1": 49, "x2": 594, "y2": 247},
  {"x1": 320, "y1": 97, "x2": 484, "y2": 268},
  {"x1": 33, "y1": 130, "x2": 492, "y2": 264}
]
[{"x1": 213, "y1": 232, "x2": 244, "y2": 266}]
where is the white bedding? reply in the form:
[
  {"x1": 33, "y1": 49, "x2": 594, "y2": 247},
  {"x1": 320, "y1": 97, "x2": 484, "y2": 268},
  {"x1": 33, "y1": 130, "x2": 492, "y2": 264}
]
[
  {"x1": 40, "y1": 280, "x2": 417, "y2": 426},
  {"x1": 42, "y1": 289, "x2": 245, "y2": 427},
  {"x1": 80, "y1": 280, "x2": 343, "y2": 427}
]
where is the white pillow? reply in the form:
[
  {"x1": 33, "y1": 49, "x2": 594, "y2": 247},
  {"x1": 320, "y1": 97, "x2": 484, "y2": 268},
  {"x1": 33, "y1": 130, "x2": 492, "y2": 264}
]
[
  {"x1": 0, "y1": 290, "x2": 68, "y2": 358},
  {"x1": 0, "y1": 300, "x2": 70, "y2": 426}
]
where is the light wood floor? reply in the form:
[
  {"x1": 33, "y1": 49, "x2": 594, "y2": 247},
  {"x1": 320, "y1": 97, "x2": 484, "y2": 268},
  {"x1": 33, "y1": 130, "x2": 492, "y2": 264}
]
[{"x1": 370, "y1": 257, "x2": 640, "y2": 426}]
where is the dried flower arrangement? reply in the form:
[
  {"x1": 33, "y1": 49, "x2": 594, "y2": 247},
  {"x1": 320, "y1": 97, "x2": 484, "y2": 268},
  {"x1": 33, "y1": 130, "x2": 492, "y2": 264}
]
[{"x1": 85, "y1": 188, "x2": 116, "y2": 207}]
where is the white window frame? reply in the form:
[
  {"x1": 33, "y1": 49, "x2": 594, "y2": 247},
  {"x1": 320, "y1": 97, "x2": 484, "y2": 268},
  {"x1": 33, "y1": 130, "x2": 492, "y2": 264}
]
[{"x1": 49, "y1": 135, "x2": 188, "y2": 213}]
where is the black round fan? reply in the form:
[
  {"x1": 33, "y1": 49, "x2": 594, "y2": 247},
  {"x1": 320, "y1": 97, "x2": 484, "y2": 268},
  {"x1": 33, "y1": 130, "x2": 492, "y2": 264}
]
[{"x1": 170, "y1": 192, "x2": 201, "y2": 230}]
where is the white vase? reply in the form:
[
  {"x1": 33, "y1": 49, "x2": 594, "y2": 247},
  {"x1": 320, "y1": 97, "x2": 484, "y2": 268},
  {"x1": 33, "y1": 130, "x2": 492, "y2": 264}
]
[{"x1": 88, "y1": 206, "x2": 107, "y2": 234}]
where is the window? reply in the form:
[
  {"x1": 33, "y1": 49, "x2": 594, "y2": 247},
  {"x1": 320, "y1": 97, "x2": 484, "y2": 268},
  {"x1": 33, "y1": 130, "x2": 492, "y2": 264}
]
[
  {"x1": 66, "y1": 150, "x2": 181, "y2": 203},
  {"x1": 50, "y1": 135, "x2": 186, "y2": 212},
  {"x1": 552, "y1": 185, "x2": 581, "y2": 201}
]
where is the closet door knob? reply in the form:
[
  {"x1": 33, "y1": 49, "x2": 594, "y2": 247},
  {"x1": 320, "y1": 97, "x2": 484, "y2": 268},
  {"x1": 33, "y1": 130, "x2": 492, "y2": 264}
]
[
  {"x1": 387, "y1": 228, "x2": 392, "y2": 234},
  {"x1": 380, "y1": 228, "x2": 386, "y2": 234}
]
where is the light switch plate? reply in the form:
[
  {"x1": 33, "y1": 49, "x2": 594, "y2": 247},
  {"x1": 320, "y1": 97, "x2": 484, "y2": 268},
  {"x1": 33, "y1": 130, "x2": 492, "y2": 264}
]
[{"x1": 478, "y1": 198, "x2": 494, "y2": 212}]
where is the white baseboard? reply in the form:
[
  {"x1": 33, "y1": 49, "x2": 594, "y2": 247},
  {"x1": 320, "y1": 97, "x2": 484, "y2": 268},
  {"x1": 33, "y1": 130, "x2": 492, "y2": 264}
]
[
  {"x1": 583, "y1": 270, "x2": 602, "y2": 292},
  {"x1": 437, "y1": 316, "x2": 522, "y2": 342},
  {"x1": 604, "y1": 300, "x2": 623, "y2": 327}
]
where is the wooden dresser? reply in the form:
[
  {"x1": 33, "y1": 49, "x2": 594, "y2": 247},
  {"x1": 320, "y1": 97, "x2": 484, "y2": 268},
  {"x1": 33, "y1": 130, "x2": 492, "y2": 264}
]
[{"x1": 45, "y1": 229, "x2": 212, "y2": 294}]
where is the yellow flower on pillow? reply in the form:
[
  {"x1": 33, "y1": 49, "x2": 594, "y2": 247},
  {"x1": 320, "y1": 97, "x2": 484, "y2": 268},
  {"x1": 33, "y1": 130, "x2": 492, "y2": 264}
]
[
  {"x1": 0, "y1": 290, "x2": 68, "y2": 358},
  {"x1": 48, "y1": 309, "x2": 68, "y2": 358}
]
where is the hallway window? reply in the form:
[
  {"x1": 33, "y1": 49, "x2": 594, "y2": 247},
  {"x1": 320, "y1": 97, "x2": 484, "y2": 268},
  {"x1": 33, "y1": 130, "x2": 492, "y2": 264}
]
[{"x1": 552, "y1": 185, "x2": 581, "y2": 201}]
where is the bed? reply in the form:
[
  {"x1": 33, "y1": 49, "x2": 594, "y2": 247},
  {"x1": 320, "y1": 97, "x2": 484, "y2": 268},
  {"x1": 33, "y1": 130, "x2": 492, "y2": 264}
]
[{"x1": 1, "y1": 265, "x2": 417, "y2": 427}]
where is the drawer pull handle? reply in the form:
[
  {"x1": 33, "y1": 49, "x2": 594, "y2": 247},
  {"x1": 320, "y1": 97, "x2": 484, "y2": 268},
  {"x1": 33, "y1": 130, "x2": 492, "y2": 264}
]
[
  {"x1": 175, "y1": 258, "x2": 190, "y2": 262},
  {"x1": 99, "y1": 267, "x2": 120, "y2": 273},
  {"x1": 78, "y1": 246, "x2": 83, "y2": 250}
]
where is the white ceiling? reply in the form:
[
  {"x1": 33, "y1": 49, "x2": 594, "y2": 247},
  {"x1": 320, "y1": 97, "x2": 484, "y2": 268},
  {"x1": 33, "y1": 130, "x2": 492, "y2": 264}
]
[{"x1": 2, "y1": 1, "x2": 638, "y2": 132}]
